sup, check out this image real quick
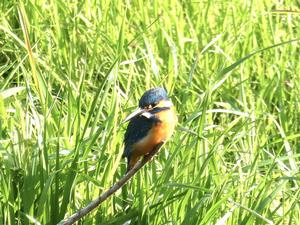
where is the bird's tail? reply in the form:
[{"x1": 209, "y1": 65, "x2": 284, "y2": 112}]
[{"x1": 126, "y1": 156, "x2": 139, "y2": 173}]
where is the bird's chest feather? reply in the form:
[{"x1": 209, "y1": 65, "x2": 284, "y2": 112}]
[{"x1": 132, "y1": 108, "x2": 177, "y2": 156}]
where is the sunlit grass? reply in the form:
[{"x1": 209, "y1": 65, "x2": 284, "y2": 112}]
[{"x1": 0, "y1": 0, "x2": 299, "y2": 224}]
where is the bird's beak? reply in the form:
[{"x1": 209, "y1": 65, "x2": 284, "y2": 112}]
[
  {"x1": 123, "y1": 100, "x2": 174, "y2": 123},
  {"x1": 123, "y1": 108, "x2": 147, "y2": 123}
]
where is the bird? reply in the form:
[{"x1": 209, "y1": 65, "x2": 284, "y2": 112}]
[{"x1": 123, "y1": 87, "x2": 177, "y2": 172}]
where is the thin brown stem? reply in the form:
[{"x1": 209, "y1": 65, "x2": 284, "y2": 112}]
[{"x1": 58, "y1": 142, "x2": 164, "y2": 225}]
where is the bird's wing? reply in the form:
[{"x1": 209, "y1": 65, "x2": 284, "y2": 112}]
[{"x1": 123, "y1": 116, "x2": 157, "y2": 158}]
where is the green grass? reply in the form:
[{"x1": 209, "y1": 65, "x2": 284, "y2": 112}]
[{"x1": 1, "y1": 0, "x2": 300, "y2": 224}]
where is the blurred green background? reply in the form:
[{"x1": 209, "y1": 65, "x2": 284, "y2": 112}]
[{"x1": 0, "y1": 0, "x2": 299, "y2": 224}]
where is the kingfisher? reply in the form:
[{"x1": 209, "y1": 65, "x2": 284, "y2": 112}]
[{"x1": 123, "y1": 87, "x2": 177, "y2": 172}]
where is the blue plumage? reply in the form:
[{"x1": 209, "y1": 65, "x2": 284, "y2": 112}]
[
  {"x1": 138, "y1": 88, "x2": 169, "y2": 108},
  {"x1": 123, "y1": 115, "x2": 159, "y2": 159}
]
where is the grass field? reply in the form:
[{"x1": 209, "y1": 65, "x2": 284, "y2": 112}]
[{"x1": 1, "y1": 0, "x2": 300, "y2": 224}]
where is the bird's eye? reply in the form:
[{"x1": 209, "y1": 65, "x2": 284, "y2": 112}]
[{"x1": 152, "y1": 102, "x2": 158, "y2": 107}]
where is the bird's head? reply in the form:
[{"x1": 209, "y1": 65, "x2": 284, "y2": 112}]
[{"x1": 123, "y1": 87, "x2": 174, "y2": 123}]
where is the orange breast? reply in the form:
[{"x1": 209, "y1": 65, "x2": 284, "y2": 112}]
[{"x1": 132, "y1": 107, "x2": 177, "y2": 157}]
